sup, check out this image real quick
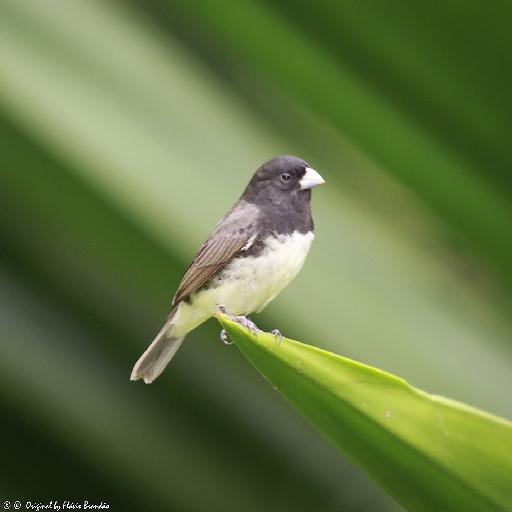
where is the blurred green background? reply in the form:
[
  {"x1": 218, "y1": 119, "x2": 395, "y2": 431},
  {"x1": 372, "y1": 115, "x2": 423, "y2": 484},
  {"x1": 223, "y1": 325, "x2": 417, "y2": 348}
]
[{"x1": 1, "y1": 1, "x2": 511, "y2": 511}]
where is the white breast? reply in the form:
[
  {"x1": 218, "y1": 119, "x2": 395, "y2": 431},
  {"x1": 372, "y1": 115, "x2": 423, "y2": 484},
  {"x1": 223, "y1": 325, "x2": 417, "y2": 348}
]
[
  {"x1": 224, "y1": 230, "x2": 315, "y2": 314},
  {"x1": 173, "y1": 231, "x2": 314, "y2": 335}
]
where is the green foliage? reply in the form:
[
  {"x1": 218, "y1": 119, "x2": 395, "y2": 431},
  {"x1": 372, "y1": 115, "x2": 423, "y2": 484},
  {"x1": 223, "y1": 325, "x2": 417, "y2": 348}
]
[
  {"x1": 218, "y1": 314, "x2": 512, "y2": 512},
  {"x1": 1, "y1": 1, "x2": 511, "y2": 511}
]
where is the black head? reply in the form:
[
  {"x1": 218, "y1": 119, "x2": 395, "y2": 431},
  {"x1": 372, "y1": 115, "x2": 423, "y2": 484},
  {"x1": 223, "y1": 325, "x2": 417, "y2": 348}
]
[{"x1": 242, "y1": 155, "x2": 324, "y2": 205}]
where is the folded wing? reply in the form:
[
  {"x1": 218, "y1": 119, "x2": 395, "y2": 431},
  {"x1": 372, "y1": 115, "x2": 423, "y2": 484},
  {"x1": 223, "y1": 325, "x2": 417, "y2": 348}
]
[{"x1": 172, "y1": 201, "x2": 260, "y2": 305}]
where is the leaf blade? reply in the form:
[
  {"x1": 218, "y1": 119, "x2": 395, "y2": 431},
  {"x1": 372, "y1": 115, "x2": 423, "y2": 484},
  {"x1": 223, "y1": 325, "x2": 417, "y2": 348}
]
[{"x1": 217, "y1": 314, "x2": 512, "y2": 512}]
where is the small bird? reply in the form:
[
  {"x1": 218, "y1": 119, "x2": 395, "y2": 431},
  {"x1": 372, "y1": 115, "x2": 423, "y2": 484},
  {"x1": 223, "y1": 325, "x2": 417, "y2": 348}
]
[{"x1": 131, "y1": 155, "x2": 324, "y2": 383}]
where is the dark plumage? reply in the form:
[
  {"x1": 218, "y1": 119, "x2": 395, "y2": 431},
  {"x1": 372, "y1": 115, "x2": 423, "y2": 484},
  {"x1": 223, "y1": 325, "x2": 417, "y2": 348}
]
[
  {"x1": 131, "y1": 155, "x2": 324, "y2": 383},
  {"x1": 242, "y1": 156, "x2": 315, "y2": 240}
]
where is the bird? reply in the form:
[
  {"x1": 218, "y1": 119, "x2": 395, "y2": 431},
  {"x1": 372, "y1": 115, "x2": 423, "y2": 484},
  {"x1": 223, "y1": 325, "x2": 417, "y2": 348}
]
[{"x1": 131, "y1": 155, "x2": 325, "y2": 383}]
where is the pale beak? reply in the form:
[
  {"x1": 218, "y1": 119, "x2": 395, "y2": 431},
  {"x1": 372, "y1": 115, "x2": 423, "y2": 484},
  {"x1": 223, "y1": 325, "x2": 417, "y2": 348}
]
[{"x1": 300, "y1": 167, "x2": 325, "y2": 190}]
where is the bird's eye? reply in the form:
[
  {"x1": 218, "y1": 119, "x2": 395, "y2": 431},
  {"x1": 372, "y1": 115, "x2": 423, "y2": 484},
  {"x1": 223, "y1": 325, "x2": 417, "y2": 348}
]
[{"x1": 281, "y1": 172, "x2": 291, "y2": 182}]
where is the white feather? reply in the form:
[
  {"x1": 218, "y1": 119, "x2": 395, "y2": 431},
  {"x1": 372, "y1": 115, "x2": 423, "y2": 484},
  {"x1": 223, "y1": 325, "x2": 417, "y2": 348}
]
[{"x1": 172, "y1": 231, "x2": 314, "y2": 336}]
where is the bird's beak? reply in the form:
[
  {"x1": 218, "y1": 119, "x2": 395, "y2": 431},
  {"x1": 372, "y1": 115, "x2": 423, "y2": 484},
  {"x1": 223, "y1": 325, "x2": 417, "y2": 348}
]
[{"x1": 300, "y1": 167, "x2": 325, "y2": 190}]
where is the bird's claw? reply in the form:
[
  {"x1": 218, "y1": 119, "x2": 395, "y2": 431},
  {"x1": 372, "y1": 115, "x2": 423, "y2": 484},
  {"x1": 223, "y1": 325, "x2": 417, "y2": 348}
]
[
  {"x1": 217, "y1": 305, "x2": 260, "y2": 343},
  {"x1": 220, "y1": 329, "x2": 233, "y2": 345},
  {"x1": 233, "y1": 315, "x2": 260, "y2": 334},
  {"x1": 218, "y1": 305, "x2": 260, "y2": 333},
  {"x1": 271, "y1": 329, "x2": 283, "y2": 345}
]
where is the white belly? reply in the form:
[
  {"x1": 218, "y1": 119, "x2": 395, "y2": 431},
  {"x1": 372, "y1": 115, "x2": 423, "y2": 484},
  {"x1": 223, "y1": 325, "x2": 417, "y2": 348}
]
[{"x1": 173, "y1": 231, "x2": 314, "y2": 335}]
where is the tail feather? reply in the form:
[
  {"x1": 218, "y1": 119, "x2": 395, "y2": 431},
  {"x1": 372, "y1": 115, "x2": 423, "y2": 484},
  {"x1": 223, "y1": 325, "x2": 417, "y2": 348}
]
[{"x1": 131, "y1": 315, "x2": 185, "y2": 384}]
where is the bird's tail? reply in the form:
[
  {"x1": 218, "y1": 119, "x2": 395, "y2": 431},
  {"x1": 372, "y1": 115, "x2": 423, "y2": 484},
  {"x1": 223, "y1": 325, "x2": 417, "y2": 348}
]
[{"x1": 130, "y1": 310, "x2": 185, "y2": 384}]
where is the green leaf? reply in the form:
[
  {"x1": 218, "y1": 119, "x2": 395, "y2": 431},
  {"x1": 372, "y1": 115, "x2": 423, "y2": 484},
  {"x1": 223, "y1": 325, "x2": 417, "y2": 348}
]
[{"x1": 217, "y1": 314, "x2": 512, "y2": 512}]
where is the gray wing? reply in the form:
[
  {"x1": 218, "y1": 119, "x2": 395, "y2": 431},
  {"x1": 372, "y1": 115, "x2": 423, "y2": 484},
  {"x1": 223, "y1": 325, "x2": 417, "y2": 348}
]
[{"x1": 172, "y1": 201, "x2": 259, "y2": 305}]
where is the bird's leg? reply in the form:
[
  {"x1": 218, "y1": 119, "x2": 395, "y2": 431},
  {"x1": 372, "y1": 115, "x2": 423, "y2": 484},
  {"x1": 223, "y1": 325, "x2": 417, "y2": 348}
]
[
  {"x1": 231, "y1": 315, "x2": 260, "y2": 333},
  {"x1": 217, "y1": 305, "x2": 232, "y2": 345},
  {"x1": 271, "y1": 328, "x2": 283, "y2": 345},
  {"x1": 217, "y1": 304, "x2": 233, "y2": 345},
  {"x1": 216, "y1": 305, "x2": 260, "y2": 336}
]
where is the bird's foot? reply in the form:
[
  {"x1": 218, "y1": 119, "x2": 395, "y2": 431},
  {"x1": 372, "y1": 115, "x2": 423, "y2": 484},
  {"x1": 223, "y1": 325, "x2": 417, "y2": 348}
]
[
  {"x1": 271, "y1": 328, "x2": 283, "y2": 345},
  {"x1": 220, "y1": 329, "x2": 233, "y2": 345},
  {"x1": 217, "y1": 304, "x2": 260, "y2": 332},
  {"x1": 217, "y1": 305, "x2": 260, "y2": 344},
  {"x1": 231, "y1": 315, "x2": 260, "y2": 334}
]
